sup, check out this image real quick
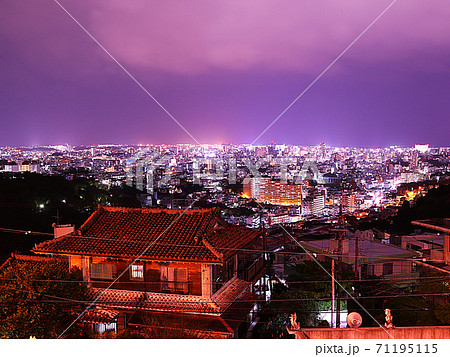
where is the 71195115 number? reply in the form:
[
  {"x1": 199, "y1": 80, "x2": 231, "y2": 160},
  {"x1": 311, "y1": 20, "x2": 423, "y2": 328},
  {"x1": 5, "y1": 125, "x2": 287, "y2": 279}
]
[{"x1": 376, "y1": 343, "x2": 438, "y2": 354}]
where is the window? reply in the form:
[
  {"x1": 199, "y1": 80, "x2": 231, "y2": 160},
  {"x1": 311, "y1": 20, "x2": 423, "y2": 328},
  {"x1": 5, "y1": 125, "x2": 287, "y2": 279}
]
[
  {"x1": 160, "y1": 266, "x2": 189, "y2": 293},
  {"x1": 383, "y1": 262, "x2": 393, "y2": 275},
  {"x1": 361, "y1": 264, "x2": 375, "y2": 278},
  {"x1": 95, "y1": 322, "x2": 117, "y2": 334},
  {"x1": 130, "y1": 264, "x2": 144, "y2": 281},
  {"x1": 91, "y1": 263, "x2": 116, "y2": 280},
  {"x1": 211, "y1": 265, "x2": 223, "y2": 294}
]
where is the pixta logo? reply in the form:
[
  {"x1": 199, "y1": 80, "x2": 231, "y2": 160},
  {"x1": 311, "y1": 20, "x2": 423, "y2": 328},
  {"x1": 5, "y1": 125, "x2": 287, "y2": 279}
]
[{"x1": 126, "y1": 148, "x2": 323, "y2": 192}]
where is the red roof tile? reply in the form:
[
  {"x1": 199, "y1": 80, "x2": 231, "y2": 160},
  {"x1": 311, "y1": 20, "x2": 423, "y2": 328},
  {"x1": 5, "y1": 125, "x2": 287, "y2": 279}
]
[
  {"x1": 91, "y1": 288, "x2": 221, "y2": 315},
  {"x1": 205, "y1": 225, "x2": 260, "y2": 260},
  {"x1": 211, "y1": 276, "x2": 251, "y2": 312},
  {"x1": 127, "y1": 310, "x2": 234, "y2": 338},
  {"x1": 33, "y1": 206, "x2": 259, "y2": 263},
  {"x1": 0, "y1": 253, "x2": 68, "y2": 272},
  {"x1": 91, "y1": 276, "x2": 251, "y2": 316}
]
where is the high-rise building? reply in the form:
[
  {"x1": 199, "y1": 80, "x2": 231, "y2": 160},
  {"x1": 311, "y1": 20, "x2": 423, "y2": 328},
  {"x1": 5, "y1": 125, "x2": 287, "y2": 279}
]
[
  {"x1": 342, "y1": 193, "x2": 356, "y2": 213},
  {"x1": 243, "y1": 177, "x2": 263, "y2": 198},
  {"x1": 302, "y1": 193, "x2": 325, "y2": 217},
  {"x1": 414, "y1": 144, "x2": 429, "y2": 153},
  {"x1": 243, "y1": 177, "x2": 302, "y2": 206}
]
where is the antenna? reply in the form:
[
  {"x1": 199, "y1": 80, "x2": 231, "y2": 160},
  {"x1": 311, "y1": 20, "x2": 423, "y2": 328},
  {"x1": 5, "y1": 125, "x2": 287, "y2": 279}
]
[{"x1": 52, "y1": 209, "x2": 60, "y2": 225}]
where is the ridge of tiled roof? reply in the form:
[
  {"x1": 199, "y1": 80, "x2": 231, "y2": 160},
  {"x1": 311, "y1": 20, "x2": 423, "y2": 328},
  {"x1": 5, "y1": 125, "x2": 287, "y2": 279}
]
[
  {"x1": 91, "y1": 288, "x2": 221, "y2": 315},
  {"x1": 186, "y1": 207, "x2": 220, "y2": 239},
  {"x1": 91, "y1": 205, "x2": 217, "y2": 215},
  {"x1": 76, "y1": 205, "x2": 105, "y2": 235},
  {"x1": 11, "y1": 253, "x2": 67, "y2": 263},
  {"x1": 34, "y1": 206, "x2": 222, "y2": 263},
  {"x1": 206, "y1": 226, "x2": 261, "y2": 260},
  {"x1": 202, "y1": 238, "x2": 223, "y2": 259},
  {"x1": 33, "y1": 206, "x2": 260, "y2": 264}
]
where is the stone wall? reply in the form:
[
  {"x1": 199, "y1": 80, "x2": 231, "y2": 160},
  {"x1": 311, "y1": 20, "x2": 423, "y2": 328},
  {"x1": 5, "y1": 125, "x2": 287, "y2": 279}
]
[{"x1": 298, "y1": 326, "x2": 450, "y2": 339}]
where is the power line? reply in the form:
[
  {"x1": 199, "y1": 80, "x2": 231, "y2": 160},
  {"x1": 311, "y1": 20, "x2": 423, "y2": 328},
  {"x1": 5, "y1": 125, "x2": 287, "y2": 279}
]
[
  {"x1": 0, "y1": 274, "x2": 448, "y2": 285},
  {"x1": 2, "y1": 284, "x2": 450, "y2": 304},
  {"x1": 1, "y1": 226, "x2": 445, "y2": 262},
  {"x1": 57, "y1": 199, "x2": 203, "y2": 338},
  {"x1": 2, "y1": 296, "x2": 449, "y2": 315}
]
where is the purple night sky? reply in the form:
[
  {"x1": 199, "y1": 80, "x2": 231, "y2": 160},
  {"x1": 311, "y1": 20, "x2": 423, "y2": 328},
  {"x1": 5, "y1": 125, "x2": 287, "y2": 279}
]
[{"x1": 1, "y1": 0, "x2": 449, "y2": 147}]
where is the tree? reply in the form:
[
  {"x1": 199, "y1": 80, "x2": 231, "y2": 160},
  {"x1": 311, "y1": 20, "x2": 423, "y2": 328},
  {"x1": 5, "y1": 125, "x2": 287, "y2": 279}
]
[
  {"x1": 0, "y1": 173, "x2": 141, "y2": 262},
  {"x1": 0, "y1": 257, "x2": 88, "y2": 338},
  {"x1": 256, "y1": 261, "x2": 353, "y2": 338},
  {"x1": 386, "y1": 272, "x2": 450, "y2": 326},
  {"x1": 348, "y1": 271, "x2": 450, "y2": 327}
]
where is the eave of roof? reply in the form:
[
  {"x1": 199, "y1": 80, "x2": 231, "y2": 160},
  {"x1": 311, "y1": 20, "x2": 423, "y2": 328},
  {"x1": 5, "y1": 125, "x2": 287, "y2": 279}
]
[{"x1": 91, "y1": 288, "x2": 221, "y2": 315}]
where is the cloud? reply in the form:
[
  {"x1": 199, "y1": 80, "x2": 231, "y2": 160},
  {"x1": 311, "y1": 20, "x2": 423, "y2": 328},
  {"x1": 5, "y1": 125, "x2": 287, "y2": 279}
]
[
  {"x1": 83, "y1": 0, "x2": 449, "y2": 74},
  {"x1": 1, "y1": 0, "x2": 448, "y2": 78}
]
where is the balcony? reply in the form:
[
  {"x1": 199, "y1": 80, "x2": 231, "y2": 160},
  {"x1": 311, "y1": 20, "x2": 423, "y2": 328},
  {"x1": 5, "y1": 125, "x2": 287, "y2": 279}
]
[
  {"x1": 238, "y1": 256, "x2": 265, "y2": 282},
  {"x1": 90, "y1": 280, "x2": 194, "y2": 295},
  {"x1": 160, "y1": 280, "x2": 191, "y2": 295}
]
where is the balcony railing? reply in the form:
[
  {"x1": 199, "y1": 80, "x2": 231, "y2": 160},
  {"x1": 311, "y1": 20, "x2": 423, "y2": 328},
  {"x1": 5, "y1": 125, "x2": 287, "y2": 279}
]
[
  {"x1": 160, "y1": 280, "x2": 191, "y2": 294},
  {"x1": 90, "y1": 280, "x2": 194, "y2": 295},
  {"x1": 239, "y1": 256, "x2": 265, "y2": 282}
]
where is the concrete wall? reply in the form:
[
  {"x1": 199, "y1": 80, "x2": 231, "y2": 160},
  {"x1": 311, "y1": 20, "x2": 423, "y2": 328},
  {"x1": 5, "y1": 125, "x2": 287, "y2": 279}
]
[{"x1": 299, "y1": 326, "x2": 450, "y2": 339}]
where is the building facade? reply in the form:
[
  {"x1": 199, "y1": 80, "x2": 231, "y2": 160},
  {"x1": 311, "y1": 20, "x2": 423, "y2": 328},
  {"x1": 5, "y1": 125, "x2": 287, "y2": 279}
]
[
  {"x1": 34, "y1": 206, "x2": 266, "y2": 338},
  {"x1": 243, "y1": 177, "x2": 302, "y2": 206}
]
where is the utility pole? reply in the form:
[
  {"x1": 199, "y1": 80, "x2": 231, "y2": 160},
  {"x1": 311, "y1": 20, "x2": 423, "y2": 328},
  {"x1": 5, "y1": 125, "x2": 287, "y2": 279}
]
[
  {"x1": 331, "y1": 258, "x2": 335, "y2": 328},
  {"x1": 354, "y1": 231, "x2": 359, "y2": 279},
  {"x1": 260, "y1": 211, "x2": 268, "y2": 301},
  {"x1": 335, "y1": 182, "x2": 347, "y2": 328}
]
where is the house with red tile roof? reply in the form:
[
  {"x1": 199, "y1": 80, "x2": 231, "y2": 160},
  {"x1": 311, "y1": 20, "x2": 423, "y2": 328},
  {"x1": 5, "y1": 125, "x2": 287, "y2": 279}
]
[{"x1": 33, "y1": 205, "x2": 266, "y2": 338}]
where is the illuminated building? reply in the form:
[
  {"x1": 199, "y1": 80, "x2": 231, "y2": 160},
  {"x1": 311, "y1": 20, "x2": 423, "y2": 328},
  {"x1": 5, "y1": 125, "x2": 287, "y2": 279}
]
[
  {"x1": 267, "y1": 213, "x2": 292, "y2": 226},
  {"x1": 342, "y1": 193, "x2": 355, "y2": 213},
  {"x1": 414, "y1": 144, "x2": 429, "y2": 153},
  {"x1": 302, "y1": 194, "x2": 325, "y2": 216},
  {"x1": 243, "y1": 177, "x2": 302, "y2": 206}
]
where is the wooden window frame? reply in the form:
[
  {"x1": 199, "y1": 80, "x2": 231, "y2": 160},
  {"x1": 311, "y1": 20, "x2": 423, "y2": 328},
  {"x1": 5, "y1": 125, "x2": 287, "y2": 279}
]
[
  {"x1": 160, "y1": 266, "x2": 189, "y2": 294},
  {"x1": 91, "y1": 262, "x2": 116, "y2": 280},
  {"x1": 130, "y1": 264, "x2": 144, "y2": 281}
]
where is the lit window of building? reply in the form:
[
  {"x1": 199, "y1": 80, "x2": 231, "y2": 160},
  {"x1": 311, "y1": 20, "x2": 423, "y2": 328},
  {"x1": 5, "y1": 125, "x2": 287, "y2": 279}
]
[
  {"x1": 91, "y1": 262, "x2": 116, "y2": 280},
  {"x1": 160, "y1": 266, "x2": 189, "y2": 294},
  {"x1": 130, "y1": 264, "x2": 144, "y2": 281}
]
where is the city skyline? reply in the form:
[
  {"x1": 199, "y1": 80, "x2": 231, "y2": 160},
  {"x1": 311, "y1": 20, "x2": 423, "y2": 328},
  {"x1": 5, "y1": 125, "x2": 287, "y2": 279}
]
[
  {"x1": 0, "y1": 142, "x2": 446, "y2": 150},
  {"x1": 1, "y1": 0, "x2": 449, "y2": 147}
]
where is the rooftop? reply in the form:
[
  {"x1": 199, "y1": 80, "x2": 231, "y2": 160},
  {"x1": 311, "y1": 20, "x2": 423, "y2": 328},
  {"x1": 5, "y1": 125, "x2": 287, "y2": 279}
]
[
  {"x1": 34, "y1": 206, "x2": 260, "y2": 263},
  {"x1": 412, "y1": 219, "x2": 450, "y2": 234},
  {"x1": 301, "y1": 238, "x2": 417, "y2": 264},
  {"x1": 80, "y1": 308, "x2": 120, "y2": 325},
  {"x1": 0, "y1": 253, "x2": 68, "y2": 272}
]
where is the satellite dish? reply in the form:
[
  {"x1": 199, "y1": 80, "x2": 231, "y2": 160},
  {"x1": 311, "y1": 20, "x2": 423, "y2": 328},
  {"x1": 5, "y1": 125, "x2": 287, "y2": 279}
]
[{"x1": 347, "y1": 312, "x2": 362, "y2": 328}]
